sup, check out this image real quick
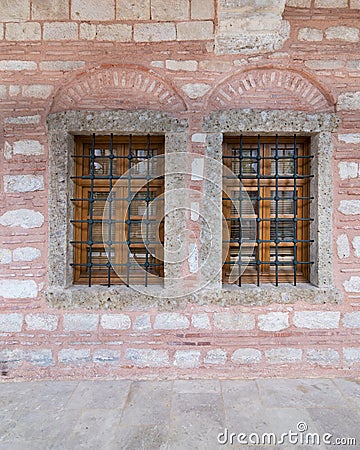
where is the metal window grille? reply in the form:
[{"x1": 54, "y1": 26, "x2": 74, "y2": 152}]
[
  {"x1": 223, "y1": 134, "x2": 314, "y2": 286},
  {"x1": 70, "y1": 134, "x2": 164, "y2": 287}
]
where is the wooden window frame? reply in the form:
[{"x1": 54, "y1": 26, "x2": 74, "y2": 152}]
[
  {"x1": 72, "y1": 135, "x2": 164, "y2": 286},
  {"x1": 223, "y1": 135, "x2": 312, "y2": 285}
]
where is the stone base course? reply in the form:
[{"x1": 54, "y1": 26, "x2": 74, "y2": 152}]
[{"x1": 0, "y1": 306, "x2": 359, "y2": 379}]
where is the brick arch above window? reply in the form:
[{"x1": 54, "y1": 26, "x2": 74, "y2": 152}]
[
  {"x1": 207, "y1": 67, "x2": 335, "y2": 113},
  {"x1": 50, "y1": 65, "x2": 188, "y2": 114}
]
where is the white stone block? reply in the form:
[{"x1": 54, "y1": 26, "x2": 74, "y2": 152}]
[
  {"x1": 133, "y1": 314, "x2": 151, "y2": 331},
  {"x1": 343, "y1": 312, "x2": 360, "y2": 328},
  {"x1": 0, "y1": 280, "x2": 37, "y2": 299},
  {"x1": 32, "y1": 0, "x2": 69, "y2": 20},
  {"x1": 166, "y1": 59, "x2": 198, "y2": 71},
  {"x1": 154, "y1": 313, "x2": 190, "y2": 329},
  {"x1": 0, "y1": 60, "x2": 37, "y2": 71},
  {"x1": 126, "y1": 348, "x2": 170, "y2": 367},
  {"x1": 0, "y1": 249, "x2": 11, "y2": 264},
  {"x1": 352, "y1": 236, "x2": 360, "y2": 258},
  {"x1": 182, "y1": 84, "x2": 211, "y2": 99},
  {"x1": 63, "y1": 314, "x2": 99, "y2": 331},
  {"x1": 4, "y1": 175, "x2": 44, "y2": 193},
  {"x1": 13, "y1": 247, "x2": 41, "y2": 262},
  {"x1": 338, "y1": 92, "x2": 360, "y2": 111},
  {"x1": 4, "y1": 142, "x2": 12, "y2": 160},
  {"x1": 265, "y1": 348, "x2": 302, "y2": 363},
  {"x1": 298, "y1": 27, "x2": 323, "y2": 41},
  {"x1": 339, "y1": 200, "x2": 360, "y2": 215},
  {"x1": 286, "y1": 0, "x2": 311, "y2": 6},
  {"x1": 134, "y1": 23, "x2": 176, "y2": 42},
  {"x1": 343, "y1": 347, "x2": 360, "y2": 364},
  {"x1": 39, "y1": 61, "x2": 85, "y2": 71},
  {"x1": 191, "y1": 313, "x2": 211, "y2": 329},
  {"x1": 58, "y1": 349, "x2": 91, "y2": 364},
  {"x1": 190, "y1": 202, "x2": 200, "y2": 221},
  {"x1": 305, "y1": 60, "x2": 344, "y2": 70},
  {"x1": 43, "y1": 22, "x2": 78, "y2": 40},
  {"x1": 0, "y1": 0, "x2": 30, "y2": 21},
  {"x1": 191, "y1": 158, "x2": 204, "y2": 181},
  {"x1": 71, "y1": 0, "x2": 115, "y2": 20},
  {"x1": 13, "y1": 140, "x2": 44, "y2": 155},
  {"x1": 191, "y1": 0, "x2": 215, "y2": 19},
  {"x1": 0, "y1": 313, "x2": 23, "y2": 332},
  {"x1": 96, "y1": 24, "x2": 132, "y2": 42},
  {"x1": 150, "y1": 61, "x2": 164, "y2": 68},
  {"x1": 344, "y1": 276, "x2": 360, "y2": 293},
  {"x1": 306, "y1": 349, "x2": 339, "y2": 366},
  {"x1": 116, "y1": 0, "x2": 150, "y2": 19},
  {"x1": 177, "y1": 21, "x2": 214, "y2": 41},
  {"x1": 93, "y1": 349, "x2": 120, "y2": 364},
  {"x1": 151, "y1": 0, "x2": 189, "y2": 20},
  {"x1": 0, "y1": 209, "x2": 44, "y2": 229},
  {"x1": 338, "y1": 162, "x2": 358, "y2": 180},
  {"x1": 25, "y1": 349, "x2": 54, "y2": 367},
  {"x1": 25, "y1": 314, "x2": 58, "y2": 331},
  {"x1": 293, "y1": 311, "x2": 340, "y2": 329},
  {"x1": 231, "y1": 348, "x2": 261, "y2": 364},
  {"x1": 6, "y1": 22, "x2": 41, "y2": 41},
  {"x1": 315, "y1": 0, "x2": 347, "y2": 6},
  {"x1": 174, "y1": 350, "x2": 200, "y2": 368},
  {"x1": 188, "y1": 243, "x2": 198, "y2": 273},
  {"x1": 204, "y1": 349, "x2": 227, "y2": 364},
  {"x1": 22, "y1": 84, "x2": 53, "y2": 98},
  {"x1": 9, "y1": 85, "x2": 21, "y2": 96},
  {"x1": 326, "y1": 26, "x2": 359, "y2": 42},
  {"x1": 100, "y1": 314, "x2": 131, "y2": 330},
  {"x1": 199, "y1": 60, "x2": 235, "y2": 72},
  {"x1": 0, "y1": 85, "x2": 6, "y2": 98},
  {"x1": 191, "y1": 133, "x2": 207, "y2": 143},
  {"x1": 258, "y1": 312, "x2": 289, "y2": 331},
  {"x1": 0, "y1": 349, "x2": 23, "y2": 364},
  {"x1": 5, "y1": 115, "x2": 41, "y2": 124},
  {"x1": 214, "y1": 313, "x2": 255, "y2": 330},
  {"x1": 80, "y1": 23, "x2": 97, "y2": 40},
  {"x1": 336, "y1": 234, "x2": 350, "y2": 259},
  {"x1": 348, "y1": 60, "x2": 360, "y2": 70},
  {"x1": 338, "y1": 134, "x2": 360, "y2": 144}
]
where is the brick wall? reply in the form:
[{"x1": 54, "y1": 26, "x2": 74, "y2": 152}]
[{"x1": 1, "y1": 0, "x2": 360, "y2": 380}]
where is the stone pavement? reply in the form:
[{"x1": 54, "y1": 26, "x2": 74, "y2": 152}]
[{"x1": 0, "y1": 377, "x2": 359, "y2": 449}]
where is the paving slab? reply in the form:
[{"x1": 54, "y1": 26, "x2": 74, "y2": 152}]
[
  {"x1": 333, "y1": 378, "x2": 360, "y2": 409},
  {"x1": 113, "y1": 424, "x2": 169, "y2": 450},
  {"x1": 120, "y1": 380, "x2": 172, "y2": 426},
  {"x1": 66, "y1": 380, "x2": 131, "y2": 410},
  {"x1": 64, "y1": 409, "x2": 122, "y2": 449},
  {"x1": 257, "y1": 378, "x2": 349, "y2": 408}
]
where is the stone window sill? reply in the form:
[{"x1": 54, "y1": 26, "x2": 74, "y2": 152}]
[{"x1": 44, "y1": 284, "x2": 342, "y2": 311}]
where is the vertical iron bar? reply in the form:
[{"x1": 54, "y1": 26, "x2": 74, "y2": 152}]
[
  {"x1": 256, "y1": 134, "x2": 261, "y2": 286},
  {"x1": 293, "y1": 134, "x2": 298, "y2": 286},
  {"x1": 238, "y1": 135, "x2": 243, "y2": 286},
  {"x1": 275, "y1": 134, "x2": 279, "y2": 286},
  {"x1": 88, "y1": 133, "x2": 95, "y2": 287},
  {"x1": 126, "y1": 134, "x2": 132, "y2": 287},
  {"x1": 145, "y1": 133, "x2": 151, "y2": 287},
  {"x1": 107, "y1": 133, "x2": 113, "y2": 287}
]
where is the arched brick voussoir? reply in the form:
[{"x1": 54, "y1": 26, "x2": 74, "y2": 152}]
[
  {"x1": 207, "y1": 67, "x2": 335, "y2": 113},
  {"x1": 50, "y1": 65, "x2": 187, "y2": 114}
]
